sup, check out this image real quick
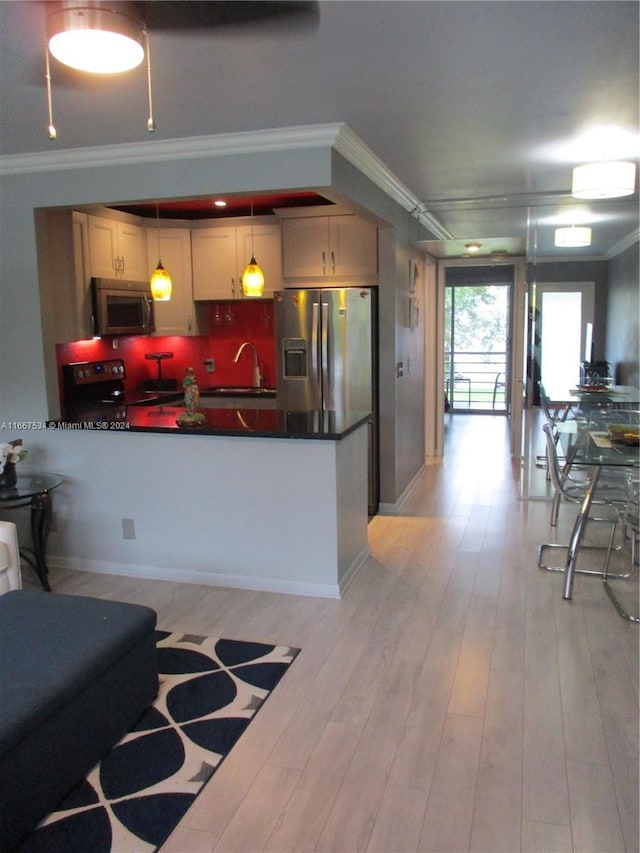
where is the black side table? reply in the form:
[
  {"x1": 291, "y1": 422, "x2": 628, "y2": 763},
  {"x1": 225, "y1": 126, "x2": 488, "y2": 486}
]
[{"x1": 0, "y1": 473, "x2": 63, "y2": 590}]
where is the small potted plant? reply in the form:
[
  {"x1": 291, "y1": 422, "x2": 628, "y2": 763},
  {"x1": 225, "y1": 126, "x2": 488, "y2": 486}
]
[{"x1": 0, "y1": 440, "x2": 27, "y2": 488}]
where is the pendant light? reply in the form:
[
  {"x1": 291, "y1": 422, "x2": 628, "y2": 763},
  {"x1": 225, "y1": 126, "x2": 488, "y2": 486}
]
[
  {"x1": 150, "y1": 204, "x2": 172, "y2": 302},
  {"x1": 44, "y1": 2, "x2": 156, "y2": 139},
  {"x1": 242, "y1": 199, "x2": 265, "y2": 297}
]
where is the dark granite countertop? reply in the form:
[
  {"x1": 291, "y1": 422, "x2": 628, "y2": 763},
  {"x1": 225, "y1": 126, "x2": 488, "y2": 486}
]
[{"x1": 55, "y1": 404, "x2": 371, "y2": 440}]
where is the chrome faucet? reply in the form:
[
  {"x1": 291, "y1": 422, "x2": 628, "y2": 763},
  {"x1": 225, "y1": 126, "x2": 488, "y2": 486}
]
[{"x1": 233, "y1": 341, "x2": 261, "y2": 388}]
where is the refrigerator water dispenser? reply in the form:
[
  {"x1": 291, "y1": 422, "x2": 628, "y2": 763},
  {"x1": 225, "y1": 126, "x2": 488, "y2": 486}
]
[{"x1": 283, "y1": 339, "x2": 308, "y2": 378}]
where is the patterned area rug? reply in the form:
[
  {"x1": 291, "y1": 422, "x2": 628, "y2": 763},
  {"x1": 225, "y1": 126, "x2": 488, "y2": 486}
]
[{"x1": 19, "y1": 631, "x2": 299, "y2": 853}]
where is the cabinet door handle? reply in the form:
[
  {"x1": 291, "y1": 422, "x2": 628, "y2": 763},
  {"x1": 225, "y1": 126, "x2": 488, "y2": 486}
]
[
  {"x1": 322, "y1": 251, "x2": 326, "y2": 275},
  {"x1": 231, "y1": 277, "x2": 235, "y2": 297},
  {"x1": 120, "y1": 256, "x2": 124, "y2": 275},
  {"x1": 331, "y1": 251, "x2": 335, "y2": 274}
]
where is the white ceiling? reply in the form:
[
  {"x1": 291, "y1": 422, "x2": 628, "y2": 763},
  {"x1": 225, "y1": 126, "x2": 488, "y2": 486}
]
[{"x1": 1, "y1": 1, "x2": 638, "y2": 261}]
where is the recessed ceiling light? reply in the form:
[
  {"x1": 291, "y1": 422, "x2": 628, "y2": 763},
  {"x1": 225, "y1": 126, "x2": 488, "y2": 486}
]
[
  {"x1": 213, "y1": 200, "x2": 227, "y2": 208},
  {"x1": 464, "y1": 242, "x2": 482, "y2": 252}
]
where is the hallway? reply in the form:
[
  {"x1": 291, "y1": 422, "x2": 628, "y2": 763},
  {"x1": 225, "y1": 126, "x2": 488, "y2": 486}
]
[{"x1": 33, "y1": 414, "x2": 638, "y2": 851}]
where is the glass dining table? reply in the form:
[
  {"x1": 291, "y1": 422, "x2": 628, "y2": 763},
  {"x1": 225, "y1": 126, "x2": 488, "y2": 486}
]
[
  {"x1": 549, "y1": 385, "x2": 640, "y2": 420},
  {"x1": 554, "y1": 421, "x2": 639, "y2": 600},
  {"x1": 0, "y1": 472, "x2": 63, "y2": 590}
]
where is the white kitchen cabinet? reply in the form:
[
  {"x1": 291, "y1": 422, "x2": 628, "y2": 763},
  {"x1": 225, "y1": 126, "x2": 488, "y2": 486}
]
[
  {"x1": 147, "y1": 227, "x2": 204, "y2": 336},
  {"x1": 88, "y1": 214, "x2": 148, "y2": 280},
  {"x1": 71, "y1": 210, "x2": 93, "y2": 339},
  {"x1": 35, "y1": 208, "x2": 94, "y2": 344},
  {"x1": 192, "y1": 221, "x2": 282, "y2": 300},
  {"x1": 282, "y1": 215, "x2": 378, "y2": 281}
]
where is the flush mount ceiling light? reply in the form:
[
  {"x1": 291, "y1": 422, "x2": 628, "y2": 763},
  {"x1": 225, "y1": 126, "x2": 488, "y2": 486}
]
[
  {"x1": 45, "y1": 1, "x2": 156, "y2": 140},
  {"x1": 464, "y1": 242, "x2": 482, "y2": 253},
  {"x1": 242, "y1": 200, "x2": 265, "y2": 297},
  {"x1": 572, "y1": 161, "x2": 637, "y2": 199},
  {"x1": 554, "y1": 225, "x2": 592, "y2": 248}
]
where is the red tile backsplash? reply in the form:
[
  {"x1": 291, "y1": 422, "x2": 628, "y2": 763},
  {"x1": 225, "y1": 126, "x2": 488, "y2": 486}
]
[{"x1": 56, "y1": 300, "x2": 277, "y2": 398}]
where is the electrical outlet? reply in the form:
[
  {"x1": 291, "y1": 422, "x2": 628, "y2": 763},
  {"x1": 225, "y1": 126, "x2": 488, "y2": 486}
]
[
  {"x1": 204, "y1": 358, "x2": 215, "y2": 373},
  {"x1": 122, "y1": 518, "x2": 136, "y2": 540},
  {"x1": 112, "y1": 338, "x2": 119, "y2": 350}
]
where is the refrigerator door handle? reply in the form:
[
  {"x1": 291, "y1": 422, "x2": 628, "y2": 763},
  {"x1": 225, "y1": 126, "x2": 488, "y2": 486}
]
[
  {"x1": 321, "y1": 300, "x2": 329, "y2": 410},
  {"x1": 311, "y1": 300, "x2": 319, "y2": 376}
]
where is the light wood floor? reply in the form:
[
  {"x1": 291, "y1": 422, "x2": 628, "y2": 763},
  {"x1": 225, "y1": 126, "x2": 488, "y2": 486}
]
[{"x1": 30, "y1": 413, "x2": 639, "y2": 852}]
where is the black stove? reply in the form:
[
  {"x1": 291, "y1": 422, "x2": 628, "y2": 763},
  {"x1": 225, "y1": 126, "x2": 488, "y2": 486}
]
[{"x1": 62, "y1": 359, "x2": 128, "y2": 421}]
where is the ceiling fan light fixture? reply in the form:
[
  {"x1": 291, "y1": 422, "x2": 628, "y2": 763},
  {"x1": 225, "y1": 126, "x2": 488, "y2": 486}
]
[
  {"x1": 571, "y1": 161, "x2": 636, "y2": 199},
  {"x1": 554, "y1": 225, "x2": 592, "y2": 248},
  {"x1": 47, "y1": 4, "x2": 145, "y2": 73}
]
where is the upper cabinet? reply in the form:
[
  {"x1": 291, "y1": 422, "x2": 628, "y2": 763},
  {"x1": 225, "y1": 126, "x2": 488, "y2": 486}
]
[
  {"x1": 88, "y1": 214, "x2": 147, "y2": 280},
  {"x1": 146, "y1": 226, "x2": 204, "y2": 336},
  {"x1": 282, "y1": 214, "x2": 378, "y2": 281},
  {"x1": 192, "y1": 220, "x2": 282, "y2": 300}
]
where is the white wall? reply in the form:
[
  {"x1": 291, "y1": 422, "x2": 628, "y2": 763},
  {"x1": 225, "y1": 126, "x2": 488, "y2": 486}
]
[{"x1": 10, "y1": 426, "x2": 369, "y2": 598}]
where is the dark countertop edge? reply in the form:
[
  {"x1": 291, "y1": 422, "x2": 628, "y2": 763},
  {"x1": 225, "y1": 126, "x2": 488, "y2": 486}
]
[
  {"x1": 132, "y1": 388, "x2": 277, "y2": 405},
  {"x1": 46, "y1": 412, "x2": 371, "y2": 441}
]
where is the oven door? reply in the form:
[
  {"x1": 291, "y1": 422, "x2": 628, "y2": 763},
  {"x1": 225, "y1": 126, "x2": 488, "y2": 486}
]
[{"x1": 94, "y1": 287, "x2": 154, "y2": 336}]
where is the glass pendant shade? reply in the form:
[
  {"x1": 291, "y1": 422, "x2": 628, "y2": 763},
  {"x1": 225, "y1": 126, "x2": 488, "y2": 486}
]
[
  {"x1": 554, "y1": 226, "x2": 592, "y2": 248},
  {"x1": 572, "y1": 161, "x2": 636, "y2": 199},
  {"x1": 150, "y1": 262, "x2": 172, "y2": 301},
  {"x1": 47, "y1": 4, "x2": 144, "y2": 73},
  {"x1": 242, "y1": 257, "x2": 265, "y2": 297}
]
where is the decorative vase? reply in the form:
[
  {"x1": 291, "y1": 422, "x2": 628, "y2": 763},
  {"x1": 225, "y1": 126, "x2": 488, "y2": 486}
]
[{"x1": 0, "y1": 463, "x2": 17, "y2": 489}]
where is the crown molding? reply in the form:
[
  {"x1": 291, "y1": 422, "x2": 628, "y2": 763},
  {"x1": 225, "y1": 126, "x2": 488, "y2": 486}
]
[
  {"x1": 0, "y1": 121, "x2": 451, "y2": 241},
  {"x1": 0, "y1": 124, "x2": 345, "y2": 176},
  {"x1": 606, "y1": 228, "x2": 639, "y2": 259},
  {"x1": 332, "y1": 126, "x2": 453, "y2": 240}
]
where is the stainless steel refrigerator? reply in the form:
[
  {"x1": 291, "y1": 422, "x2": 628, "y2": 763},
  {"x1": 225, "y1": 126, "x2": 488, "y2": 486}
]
[{"x1": 274, "y1": 287, "x2": 378, "y2": 513}]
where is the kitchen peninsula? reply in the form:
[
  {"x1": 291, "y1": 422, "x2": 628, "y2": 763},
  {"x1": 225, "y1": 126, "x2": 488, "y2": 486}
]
[{"x1": 45, "y1": 397, "x2": 371, "y2": 599}]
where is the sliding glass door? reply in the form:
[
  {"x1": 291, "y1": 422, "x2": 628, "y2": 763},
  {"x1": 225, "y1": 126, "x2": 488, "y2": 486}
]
[{"x1": 445, "y1": 267, "x2": 513, "y2": 413}]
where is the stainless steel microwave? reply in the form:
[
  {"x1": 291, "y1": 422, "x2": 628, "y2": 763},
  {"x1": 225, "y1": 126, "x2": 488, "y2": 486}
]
[{"x1": 91, "y1": 277, "x2": 154, "y2": 336}]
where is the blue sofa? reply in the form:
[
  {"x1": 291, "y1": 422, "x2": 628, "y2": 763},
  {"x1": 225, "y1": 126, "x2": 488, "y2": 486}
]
[{"x1": 0, "y1": 590, "x2": 158, "y2": 851}]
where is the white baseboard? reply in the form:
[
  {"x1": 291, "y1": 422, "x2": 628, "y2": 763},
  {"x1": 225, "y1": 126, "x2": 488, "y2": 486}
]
[
  {"x1": 377, "y1": 465, "x2": 426, "y2": 515},
  {"x1": 338, "y1": 544, "x2": 370, "y2": 596},
  {"x1": 47, "y1": 555, "x2": 344, "y2": 599}
]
